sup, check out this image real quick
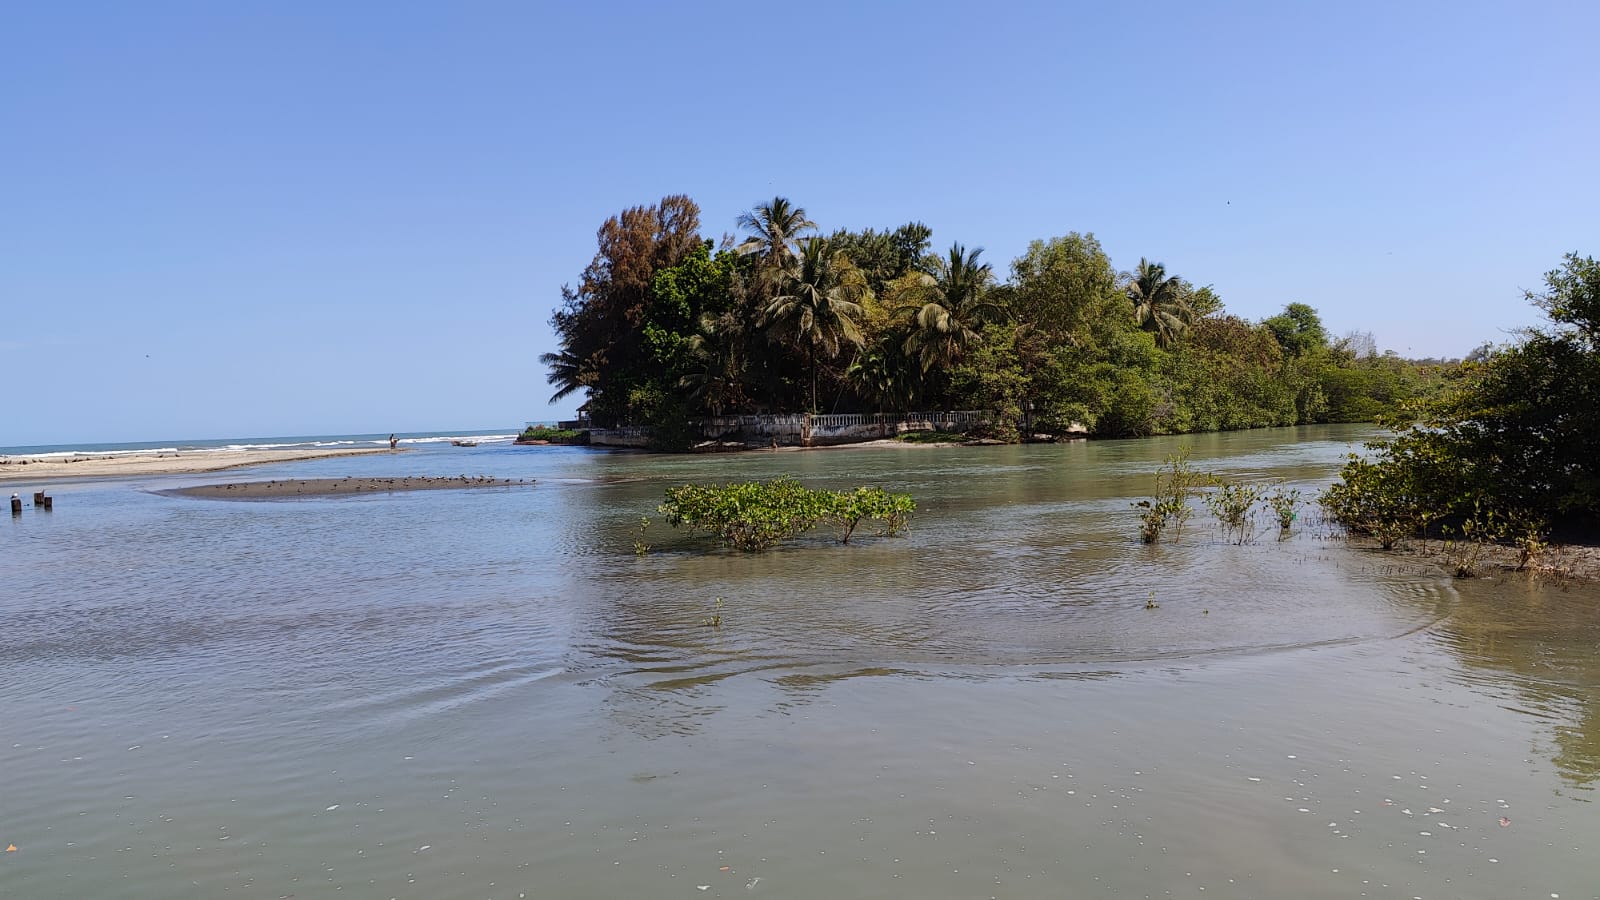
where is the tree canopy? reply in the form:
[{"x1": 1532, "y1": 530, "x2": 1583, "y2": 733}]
[{"x1": 544, "y1": 193, "x2": 1450, "y2": 447}]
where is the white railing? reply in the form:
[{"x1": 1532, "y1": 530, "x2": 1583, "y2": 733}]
[
  {"x1": 806, "y1": 410, "x2": 990, "y2": 429},
  {"x1": 704, "y1": 414, "x2": 807, "y2": 429},
  {"x1": 704, "y1": 410, "x2": 990, "y2": 430}
]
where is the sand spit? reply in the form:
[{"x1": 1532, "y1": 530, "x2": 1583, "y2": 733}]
[
  {"x1": 164, "y1": 475, "x2": 534, "y2": 500},
  {"x1": 0, "y1": 447, "x2": 397, "y2": 482}
]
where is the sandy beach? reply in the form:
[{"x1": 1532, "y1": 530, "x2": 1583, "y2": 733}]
[{"x1": 0, "y1": 447, "x2": 397, "y2": 482}]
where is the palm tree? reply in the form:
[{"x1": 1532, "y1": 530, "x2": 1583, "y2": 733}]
[
  {"x1": 538, "y1": 348, "x2": 594, "y2": 405},
  {"x1": 847, "y1": 337, "x2": 919, "y2": 412},
  {"x1": 736, "y1": 196, "x2": 816, "y2": 272},
  {"x1": 900, "y1": 243, "x2": 1001, "y2": 372},
  {"x1": 762, "y1": 238, "x2": 867, "y2": 412},
  {"x1": 1125, "y1": 258, "x2": 1196, "y2": 349},
  {"x1": 678, "y1": 313, "x2": 751, "y2": 417}
]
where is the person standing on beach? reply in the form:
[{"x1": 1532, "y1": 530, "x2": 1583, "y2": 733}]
[{"x1": 389, "y1": 434, "x2": 398, "y2": 451}]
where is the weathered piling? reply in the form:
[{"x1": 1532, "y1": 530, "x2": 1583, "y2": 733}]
[
  {"x1": 33, "y1": 491, "x2": 46, "y2": 506},
  {"x1": 9, "y1": 494, "x2": 20, "y2": 516},
  {"x1": 41, "y1": 495, "x2": 53, "y2": 511}
]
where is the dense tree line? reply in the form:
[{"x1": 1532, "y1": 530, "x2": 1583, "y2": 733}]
[
  {"x1": 545, "y1": 195, "x2": 1445, "y2": 447},
  {"x1": 1324, "y1": 253, "x2": 1600, "y2": 539}
]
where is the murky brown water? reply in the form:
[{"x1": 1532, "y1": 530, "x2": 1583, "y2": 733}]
[{"x1": 2, "y1": 425, "x2": 1596, "y2": 898}]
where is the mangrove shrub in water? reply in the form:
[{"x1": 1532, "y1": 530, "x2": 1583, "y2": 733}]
[
  {"x1": 1134, "y1": 450, "x2": 1206, "y2": 543},
  {"x1": 658, "y1": 478, "x2": 915, "y2": 551},
  {"x1": 1136, "y1": 450, "x2": 1304, "y2": 544}
]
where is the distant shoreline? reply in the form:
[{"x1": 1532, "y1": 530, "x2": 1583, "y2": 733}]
[{"x1": 0, "y1": 447, "x2": 397, "y2": 482}]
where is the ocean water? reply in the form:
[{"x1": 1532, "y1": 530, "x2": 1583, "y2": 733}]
[
  {"x1": 0, "y1": 428, "x2": 522, "y2": 460},
  {"x1": 2, "y1": 424, "x2": 1597, "y2": 899}
]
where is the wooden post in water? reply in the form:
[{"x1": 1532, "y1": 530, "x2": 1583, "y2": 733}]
[
  {"x1": 41, "y1": 496, "x2": 53, "y2": 511},
  {"x1": 9, "y1": 494, "x2": 20, "y2": 516},
  {"x1": 33, "y1": 491, "x2": 46, "y2": 506}
]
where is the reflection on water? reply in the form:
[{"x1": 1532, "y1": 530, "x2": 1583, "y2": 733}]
[
  {"x1": 1432, "y1": 574, "x2": 1600, "y2": 791},
  {"x1": 2, "y1": 425, "x2": 1598, "y2": 898}
]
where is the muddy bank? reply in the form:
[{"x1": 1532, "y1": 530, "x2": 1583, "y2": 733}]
[
  {"x1": 164, "y1": 475, "x2": 534, "y2": 500},
  {"x1": 1341, "y1": 532, "x2": 1600, "y2": 584}
]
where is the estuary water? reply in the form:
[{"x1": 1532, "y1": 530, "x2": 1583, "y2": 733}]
[{"x1": 2, "y1": 425, "x2": 1597, "y2": 899}]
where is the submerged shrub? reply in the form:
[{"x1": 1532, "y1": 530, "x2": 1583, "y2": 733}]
[
  {"x1": 1204, "y1": 480, "x2": 1262, "y2": 544},
  {"x1": 1265, "y1": 484, "x2": 1302, "y2": 533},
  {"x1": 659, "y1": 478, "x2": 916, "y2": 551},
  {"x1": 1135, "y1": 449, "x2": 1206, "y2": 543},
  {"x1": 830, "y1": 486, "x2": 916, "y2": 543}
]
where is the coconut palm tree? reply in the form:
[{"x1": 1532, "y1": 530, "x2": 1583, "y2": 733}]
[
  {"x1": 900, "y1": 243, "x2": 1001, "y2": 372},
  {"x1": 538, "y1": 348, "x2": 594, "y2": 405},
  {"x1": 1125, "y1": 258, "x2": 1196, "y2": 349},
  {"x1": 736, "y1": 196, "x2": 816, "y2": 273},
  {"x1": 763, "y1": 238, "x2": 867, "y2": 412}
]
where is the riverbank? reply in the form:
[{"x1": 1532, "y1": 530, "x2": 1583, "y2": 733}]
[
  {"x1": 1339, "y1": 531, "x2": 1600, "y2": 583},
  {"x1": 0, "y1": 447, "x2": 397, "y2": 482}
]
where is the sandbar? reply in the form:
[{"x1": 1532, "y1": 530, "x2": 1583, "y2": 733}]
[
  {"x1": 165, "y1": 475, "x2": 534, "y2": 500},
  {"x1": 0, "y1": 447, "x2": 397, "y2": 482}
]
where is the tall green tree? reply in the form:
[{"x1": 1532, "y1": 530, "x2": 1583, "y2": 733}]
[
  {"x1": 1007, "y1": 233, "x2": 1121, "y2": 346},
  {"x1": 1263, "y1": 302, "x2": 1329, "y2": 358},
  {"x1": 547, "y1": 195, "x2": 704, "y2": 425},
  {"x1": 763, "y1": 238, "x2": 869, "y2": 412}
]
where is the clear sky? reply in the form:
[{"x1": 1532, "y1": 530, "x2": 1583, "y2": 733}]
[{"x1": 4, "y1": 1, "x2": 1596, "y2": 444}]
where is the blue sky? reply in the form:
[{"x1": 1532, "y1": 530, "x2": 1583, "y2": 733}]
[{"x1": 3, "y1": 1, "x2": 1596, "y2": 444}]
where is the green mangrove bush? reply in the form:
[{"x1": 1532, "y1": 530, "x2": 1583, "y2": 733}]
[
  {"x1": 1265, "y1": 484, "x2": 1302, "y2": 533},
  {"x1": 658, "y1": 478, "x2": 916, "y2": 552},
  {"x1": 1204, "y1": 480, "x2": 1262, "y2": 544},
  {"x1": 519, "y1": 425, "x2": 588, "y2": 444},
  {"x1": 1134, "y1": 449, "x2": 1205, "y2": 543}
]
